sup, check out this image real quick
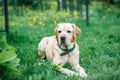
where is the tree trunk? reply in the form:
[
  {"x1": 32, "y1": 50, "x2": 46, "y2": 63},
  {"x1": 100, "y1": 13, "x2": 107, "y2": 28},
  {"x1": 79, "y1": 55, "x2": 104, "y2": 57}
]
[
  {"x1": 57, "y1": 0, "x2": 60, "y2": 11},
  {"x1": 40, "y1": 0, "x2": 43, "y2": 11},
  {"x1": 62, "y1": 0, "x2": 67, "y2": 11},
  {"x1": 76, "y1": 0, "x2": 82, "y2": 16},
  {"x1": 69, "y1": 0, "x2": 74, "y2": 15}
]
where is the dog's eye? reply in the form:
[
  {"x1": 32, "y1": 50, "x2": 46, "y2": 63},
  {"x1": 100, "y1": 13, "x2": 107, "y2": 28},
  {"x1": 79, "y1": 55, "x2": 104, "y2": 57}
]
[
  {"x1": 58, "y1": 31, "x2": 61, "y2": 33},
  {"x1": 67, "y1": 30, "x2": 71, "y2": 33}
]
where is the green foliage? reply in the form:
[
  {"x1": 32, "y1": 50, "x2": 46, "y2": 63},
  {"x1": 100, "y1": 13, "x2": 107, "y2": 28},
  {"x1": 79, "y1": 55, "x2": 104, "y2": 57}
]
[
  {"x1": 8, "y1": 0, "x2": 54, "y2": 10},
  {"x1": 113, "y1": 0, "x2": 120, "y2": 7},
  {"x1": 0, "y1": 36, "x2": 8, "y2": 52},
  {"x1": 0, "y1": 35, "x2": 20, "y2": 80},
  {"x1": 92, "y1": 0, "x2": 120, "y2": 7}
]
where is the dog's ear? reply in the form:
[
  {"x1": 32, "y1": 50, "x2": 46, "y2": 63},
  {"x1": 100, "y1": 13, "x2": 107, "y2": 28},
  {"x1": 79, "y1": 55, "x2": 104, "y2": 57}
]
[
  {"x1": 72, "y1": 24, "x2": 81, "y2": 38},
  {"x1": 54, "y1": 24, "x2": 59, "y2": 34},
  {"x1": 54, "y1": 27, "x2": 57, "y2": 34},
  {"x1": 54, "y1": 24, "x2": 59, "y2": 42}
]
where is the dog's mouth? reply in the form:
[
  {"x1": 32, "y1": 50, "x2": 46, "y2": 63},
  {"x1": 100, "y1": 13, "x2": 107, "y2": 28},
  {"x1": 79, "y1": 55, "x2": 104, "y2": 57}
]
[
  {"x1": 60, "y1": 37, "x2": 69, "y2": 49},
  {"x1": 60, "y1": 40, "x2": 65, "y2": 45},
  {"x1": 60, "y1": 37, "x2": 66, "y2": 44}
]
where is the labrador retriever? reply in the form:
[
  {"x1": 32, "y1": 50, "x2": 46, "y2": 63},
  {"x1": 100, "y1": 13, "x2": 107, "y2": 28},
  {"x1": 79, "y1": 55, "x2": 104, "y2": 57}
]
[{"x1": 38, "y1": 23, "x2": 87, "y2": 77}]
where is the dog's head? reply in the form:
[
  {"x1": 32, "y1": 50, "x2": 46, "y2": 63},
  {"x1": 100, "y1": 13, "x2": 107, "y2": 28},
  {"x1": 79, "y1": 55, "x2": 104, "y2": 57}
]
[{"x1": 54, "y1": 23, "x2": 81, "y2": 46}]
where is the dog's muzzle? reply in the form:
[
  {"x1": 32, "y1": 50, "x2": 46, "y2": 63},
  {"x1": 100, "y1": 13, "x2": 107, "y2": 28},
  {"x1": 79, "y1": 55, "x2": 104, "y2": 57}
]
[{"x1": 60, "y1": 37, "x2": 66, "y2": 44}]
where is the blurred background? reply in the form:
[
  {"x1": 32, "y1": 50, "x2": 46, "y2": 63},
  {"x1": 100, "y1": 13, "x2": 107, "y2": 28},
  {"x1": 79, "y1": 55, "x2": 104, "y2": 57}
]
[
  {"x1": 0, "y1": 0, "x2": 120, "y2": 30},
  {"x1": 0, "y1": 0, "x2": 120, "y2": 80}
]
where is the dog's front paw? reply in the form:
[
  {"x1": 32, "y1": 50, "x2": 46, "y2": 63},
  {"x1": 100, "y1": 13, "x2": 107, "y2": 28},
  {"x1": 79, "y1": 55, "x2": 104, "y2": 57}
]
[
  {"x1": 79, "y1": 71, "x2": 87, "y2": 78},
  {"x1": 78, "y1": 68, "x2": 87, "y2": 78}
]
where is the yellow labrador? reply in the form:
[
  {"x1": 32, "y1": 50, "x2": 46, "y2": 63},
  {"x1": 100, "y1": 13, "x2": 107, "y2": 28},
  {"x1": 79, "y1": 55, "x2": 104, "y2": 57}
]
[{"x1": 38, "y1": 23, "x2": 87, "y2": 77}]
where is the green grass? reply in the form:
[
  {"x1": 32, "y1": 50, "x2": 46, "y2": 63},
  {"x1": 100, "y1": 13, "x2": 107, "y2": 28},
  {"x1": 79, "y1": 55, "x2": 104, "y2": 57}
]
[{"x1": 1, "y1": 2, "x2": 120, "y2": 80}]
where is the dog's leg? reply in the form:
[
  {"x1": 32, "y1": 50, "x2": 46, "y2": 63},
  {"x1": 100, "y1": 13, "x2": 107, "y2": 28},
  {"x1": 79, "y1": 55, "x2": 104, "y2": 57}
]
[
  {"x1": 59, "y1": 67, "x2": 79, "y2": 76},
  {"x1": 53, "y1": 57, "x2": 79, "y2": 76},
  {"x1": 38, "y1": 38, "x2": 48, "y2": 59},
  {"x1": 72, "y1": 63, "x2": 87, "y2": 77},
  {"x1": 38, "y1": 45, "x2": 46, "y2": 58},
  {"x1": 68, "y1": 50, "x2": 87, "y2": 77},
  {"x1": 38, "y1": 51, "x2": 46, "y2": 59},
  {"x1": 69, "y1": 59, "x2": 87, "y2": 77}
]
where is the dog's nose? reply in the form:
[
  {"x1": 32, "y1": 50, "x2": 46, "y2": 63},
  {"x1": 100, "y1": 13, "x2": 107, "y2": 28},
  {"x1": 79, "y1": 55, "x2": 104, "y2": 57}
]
[
  {"x1": 61, "y1": 37, "x2": 66, "y2": 40},
  {"x1": 60, "y1": 36, "x2": 66, "y2": 43}
]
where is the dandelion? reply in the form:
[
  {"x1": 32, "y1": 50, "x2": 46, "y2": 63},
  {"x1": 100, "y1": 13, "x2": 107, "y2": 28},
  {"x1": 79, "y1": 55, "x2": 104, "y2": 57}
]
[{"x1": 11, "y1": 22, "x2": 16, "y2": 26}]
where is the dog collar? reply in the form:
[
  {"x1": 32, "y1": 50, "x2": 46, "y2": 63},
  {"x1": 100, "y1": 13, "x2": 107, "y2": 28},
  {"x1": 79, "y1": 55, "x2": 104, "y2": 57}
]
[{"x1": 57, "y1": 44, "x2": 75, "y2": 56}]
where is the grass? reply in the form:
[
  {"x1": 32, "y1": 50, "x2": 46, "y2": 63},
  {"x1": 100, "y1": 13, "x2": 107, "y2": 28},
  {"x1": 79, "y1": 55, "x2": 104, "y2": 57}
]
[{"x1": 1, "y1": 2, "x2": 120, "y2": 80}]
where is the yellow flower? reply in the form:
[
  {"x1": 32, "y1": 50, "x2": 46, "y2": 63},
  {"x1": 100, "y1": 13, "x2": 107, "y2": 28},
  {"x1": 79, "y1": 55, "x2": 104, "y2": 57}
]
[
  {"x1": 33, "y1": 17, "x2": 36, "y2": 22},
  {"x1": 38, "y1": 21, "x2": 45, "y2": 27},
  {"x1": 54, "y1": 20, "x2": 56, "y2": 25},
  {"x1": 38, "y1": 21, "x2": 42, "y2": 25},
  {"x1": 11, "y1": 22, "x2": 16, "y2": 26}
]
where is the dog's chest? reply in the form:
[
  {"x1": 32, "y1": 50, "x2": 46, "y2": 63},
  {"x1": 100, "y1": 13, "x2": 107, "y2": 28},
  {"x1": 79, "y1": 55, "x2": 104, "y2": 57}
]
[{"x1": 59, "y1": 52, "x2": 74, "y2": 63}]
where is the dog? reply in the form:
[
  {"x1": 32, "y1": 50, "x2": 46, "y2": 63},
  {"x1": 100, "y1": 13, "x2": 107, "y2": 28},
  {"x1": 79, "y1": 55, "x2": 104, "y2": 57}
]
[{"x1": 38, "y1": 23, "x2": 87, "y2": 77}]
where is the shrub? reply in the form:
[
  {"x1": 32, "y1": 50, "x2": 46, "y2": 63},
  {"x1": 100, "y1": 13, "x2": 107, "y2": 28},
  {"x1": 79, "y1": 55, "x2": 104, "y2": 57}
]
[{"x1": 0, "y1": 35, "x2": 20, "y2": 80}]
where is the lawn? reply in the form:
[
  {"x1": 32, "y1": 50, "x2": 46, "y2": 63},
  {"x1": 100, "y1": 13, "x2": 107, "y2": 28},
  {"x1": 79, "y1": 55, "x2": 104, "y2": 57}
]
[{"x1": 1, "y1": 2, "x2": 120, "y2": 80}]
